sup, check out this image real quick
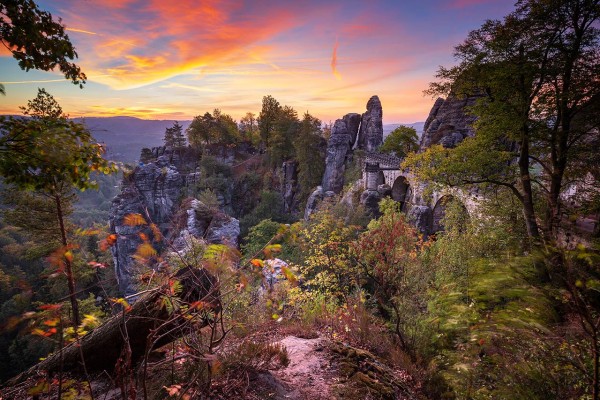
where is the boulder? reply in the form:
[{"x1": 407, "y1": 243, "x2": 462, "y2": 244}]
[
  {"x1": 304, "y1": 186, "x2": 325, "y2": 220},
  {"x1": 360, "y1": 189, "x2": 382, "y2": 217}
]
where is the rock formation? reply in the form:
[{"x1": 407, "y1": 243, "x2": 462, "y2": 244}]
[
  {"x1": 419, "y1": 94, "x2": 480, "y2": 149},
  {"x1": 321, "y1": 118, "x2": 355, "y2": 193},
  {"x1": 110, "y1": 146, "x2": 240, "y2": 296},
  {"x1": 320, "y1": 97, "x2": 383, "y2": 195},
  {"x1": 281, "y1": 160, "x2": 299, "y2": 214},
  {"x1": 358, "y1": 95, "x2": 384, "y2": 152}
]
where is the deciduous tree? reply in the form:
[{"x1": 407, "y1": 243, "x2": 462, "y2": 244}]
[
  {"x1": 406, "y1": 0, "x2": 600, "y2": 241},
  {"x1": 0, "y1": 89, "x2": 115, "y2": 325},
  {"x1": 0, "y1": 0, "x2": 86, "y2": 91},
  {"x1": 379, "y1": 125, "x2": 419, "y2": 158}
]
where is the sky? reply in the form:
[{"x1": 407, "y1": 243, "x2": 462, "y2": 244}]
[{"x1": 0, "y1": 0, "x2": 516, "y2": 124}]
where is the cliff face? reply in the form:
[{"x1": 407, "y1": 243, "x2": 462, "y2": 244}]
[
  {"x1": 320, "y1": 96, "x2": 383, "y2": 196},
  {"x1": 110, "y1": 147, "x2": 239, "y2": 296},
  {"x1": 358, "y1": 95, "x2": 384, "y2": 152},
  {"x1": 420, "y1": 94, "x2": 480, "y2": 149}
]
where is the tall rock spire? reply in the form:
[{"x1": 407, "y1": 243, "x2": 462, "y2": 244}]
[{"x1": 358, "y1": 95, "x2": 383, "y2": 152}]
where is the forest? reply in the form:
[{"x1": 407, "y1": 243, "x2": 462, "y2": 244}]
[{"x1": 0, "y1": 0, "x2": 599, "y2": 399}]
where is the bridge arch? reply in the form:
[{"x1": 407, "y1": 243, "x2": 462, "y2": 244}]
[
  {"x1": 391, "y1": 176, "x2": 411, "y2": 211},
  {"x1": 432, "y1": 194, "x2": 468, "y2": 233}
]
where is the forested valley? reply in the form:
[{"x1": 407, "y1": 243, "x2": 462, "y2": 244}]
[{"x1": 0, "y1": 0, "x2": 599, "y2": 399}]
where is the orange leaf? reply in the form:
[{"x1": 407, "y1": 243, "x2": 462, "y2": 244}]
[
  {"x1": 88, "y1": 261, "x2": 107, "y2": 269},
  {"x1": 43, "y1": 318, "x2": 59, "y2": 327},
  {"x1": 39, "y1": 304, "x2": 62, "y2": 311},
  {"x1": 150, "y1": 223, "x2": 162, "y2": 241},
  {"x1": 124, "y1": 213, "x2": 147, "y2": 226},
  {"x1": 250, "y1": 259, "x2": 264, "y2": 268}
]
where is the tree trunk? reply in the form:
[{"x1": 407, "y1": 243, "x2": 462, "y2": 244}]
[
  {"x1": 518, "y1": 127, "x2": 541, "y2": 240},
  {"x1": 54, "y1": 194, "x2": 80, "y2": 327},
  {"x1": 7, "y1": 266, "x2": 220, "y2": 385}
]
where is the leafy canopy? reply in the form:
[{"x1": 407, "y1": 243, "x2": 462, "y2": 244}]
[
  {"x1": 0, "y1": 0, "x2": 86, "y2": 88},
  {"x1": 0, "y1": 88, "x2": 115, "y2": 192},
  {"x1": 379, "y1": 125, "x2": 419, "y2": 158}
]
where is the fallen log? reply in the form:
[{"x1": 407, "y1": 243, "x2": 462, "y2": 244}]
[{"x1": 7, "y1": 266, "x2": 220, "y2": 385}]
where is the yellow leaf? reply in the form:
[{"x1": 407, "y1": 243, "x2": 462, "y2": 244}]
[{"x1": 135, "y1": 243, "x2": 157, "y2": 258}]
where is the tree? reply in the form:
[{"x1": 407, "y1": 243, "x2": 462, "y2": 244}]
[
  {"x1": 258, "y1": 95, "x2": 281, "y2": 149},
  {"x1": 0, "y1": 0, "x2": 86, "y2": 90},
  {"x1": 379, "y1": 125, "x2": 419, "y2": 158},
  {"x1": 187, "y1": 112, "x2": 214, "y2": 147},
  {"x1": 268, "y1": 105, "x2": 299, "y2": 167},
  {"x1": 239, "y1": 112, "x2": 259, "y2": 144},
  {"x1": 187, "y1": 109, "x2": 240, "y2": 147},
  {"x1": 406, "y1": 0, "x2": 600, "y2": 241},
  {"x1": 293, "y1": 112, "x2": 325, "y2": 202},
  {"x1": 352, "y1": 199, "x2": 423, "y2": 357},
  {"x1": 163, "y1": 121, "x2": 186, "y2": 148},
  {"x1": 212, "y1": 109, "x2": 240, "y2": 145},
  {"x1": 0, "y1": 89, "x2": 115, "y2": 325}
]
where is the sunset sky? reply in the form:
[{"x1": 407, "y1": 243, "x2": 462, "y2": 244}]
[{"x1": 0, "y1": 0, "x2": 516, "y2": 124}]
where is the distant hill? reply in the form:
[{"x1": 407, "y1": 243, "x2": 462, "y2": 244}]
[
  {"x1": 1, "y1": 115, "x2": 425, "y2": 162},
  {"x1": 383, "y1": 122, "x2": 425, "y2": 139},
  {"x1": 73, "y1": 116, "x2": 192, "y2": 163}
]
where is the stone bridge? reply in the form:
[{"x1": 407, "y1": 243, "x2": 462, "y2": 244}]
[{"x1": 362, "y1": 153, "x2": 480, "y2": 235}]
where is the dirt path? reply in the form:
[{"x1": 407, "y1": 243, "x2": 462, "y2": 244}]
[
  {"x1": 266, "y1": 336, "x2": 334, "y2": 399},
  {"x1": 252, "y1": 335, "x2": 418, "y2": 400}
]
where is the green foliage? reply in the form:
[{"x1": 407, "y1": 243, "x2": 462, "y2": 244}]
[
  {"x1": 163, "y1": 121, "x2": 186, "y2": 148},
  {"x1": 188, "y1": 155, "x2": 232, "y2": 203},
  {"x1": 290, "y1": 202, "x2": 362, "y2": 302},
  {"x1": 268, "y1": 105, "x2": 299, "y2": 167},
  {"x1": 239, "y1": 190, "x2": 291, "y2": 237},
  {"x1": 239, "y1": 112, "x2": 259, "y2": 144},
  {"x1": 352, "y1": 198, "x2": 426, "y2": 356},
  {"x1": 422, "y1": 0, "x2": 600, "y2": 239},
  {"x1": 294, "y1": 112, "x2": 325, "y2": 203},
  {"x1": 187, "y1": 109, "x2": 240, "y2": 147},
  {"x1": 0, "y1": 89, "x2": 116, "y2": 192},
  {"x1": 241, "y1": 219, "x2": 281, "y2": 260},
  {"x1": 258, "y1": 95, "x2": 281, "y2": 148},
  {"x1": 379, "y1": 125, "x2": 419, "y2": 158},
  {"x1": 0, "y1": 0, "x2": 86, "y2": 88},
  {"x1": 197, "y1": 188, "x2": 220, "y2": 210}
]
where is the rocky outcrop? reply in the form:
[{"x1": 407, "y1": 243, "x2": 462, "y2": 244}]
[
  {"x1": 173, "y1": 199, "x2": 239, "y2": 250},
  {"x1": 360, "y1": 189, "x2": 382, "y2": 217},
  {"x1": 344, "y1": 113, "x2": 361, "y2": 148},
  {"x1": 420, "y1": 94, "x2": 480, "y2": 149},
  {"x1": 110, "y1": 146, "x2": 239, "y2": 296},
  {"x1": 406, "y1": 205, "x2": 433, "y2": 236},
  {"x1": 322, "y1": 119, "x2": 354, "y2": 193},
  {"x1": 281, "y1": 160, "x2": 299, "y2": 214},
  {"x1": 320, "y1": 97, "x2": 383, "y2": 196},
  {"x1": 304, "y1": 186, "x2": 325, "y2": 220},
  {"x1": 358, "y1": 96, "x2": 383, "y2": 152}
]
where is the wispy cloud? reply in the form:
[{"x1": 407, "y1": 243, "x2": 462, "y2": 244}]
[
  {"x1": 331, "y1": 37, "x2": 341, "y2": 80},
  {"x1": 66, "y1": 27, "x2": 97, "y2": 35},
  {"x1": 3, "y1": 79, "x2": 66, "y2": 84}
]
